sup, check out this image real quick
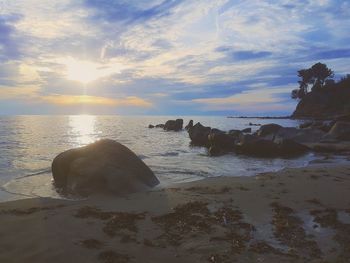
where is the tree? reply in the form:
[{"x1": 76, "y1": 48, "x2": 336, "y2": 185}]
[
  {"x1": 292, "y1": 62, "x2": 334, "y2": 99},
  {"x1": 310, "y1": 62, "x2": 334, "y2": 91}
]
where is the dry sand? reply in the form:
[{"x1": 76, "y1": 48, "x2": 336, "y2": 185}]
[{"x1": 1, "y1": 164, "x2": 350, "y2": 263}]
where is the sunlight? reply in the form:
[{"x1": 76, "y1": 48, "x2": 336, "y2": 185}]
[
  {"x1": 65, "y1": 58, "x2": 103, "y2": 84},
  {"x1": 68, "y1": 115, "x2": 98, "y2": 146},
  {"x1": 62, "y1": 57, "x2": 120, "y2": 84}
]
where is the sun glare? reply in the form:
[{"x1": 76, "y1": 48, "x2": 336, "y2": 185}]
[
  {"x1": 69, "y1": 115, "x2": 98, "y2": 146},
  {"x1": 62, "y1": 57, "x2": 120, "y2": 84},
  {"x1": 65, "y1": 58, "x2": 101, "y2": 84}
]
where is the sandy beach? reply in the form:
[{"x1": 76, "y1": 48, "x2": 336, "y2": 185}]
[{"x1": 0, "y1": 164, "x2": 350, "y2": 263}]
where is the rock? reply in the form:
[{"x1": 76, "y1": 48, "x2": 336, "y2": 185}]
[
  {"x1": 257, "y1": 124, "x2": 282, "y2": 137},
  {"x1": 228, "y1": 130, "x2": 242, "y2": 139},
  {"x1": 274, "y1": 127, "x2": 326, "y2": 144},
  {"x1": 317, "y1": 122, "x2": 333, "y2": 133},
  {"x1": 324, "y1": 121, "x2": 350, "y2": 141},
  {"x1": 164, "y1": 119, "x2": 183, "y2": 131},
  {"x1": 208, "y1": 146, "x2": 225, "y2": 156},
  {"x1": 148, "y1": 124, "x2": 155, "y2": 128},
  {"x1": 188, "y1": 122, "x2": 211, "y2": 146},
  {"x1": 52, "y1": 139, "x2": 159, "y2": 195},
  {"x1": 336, "y1": 114, "x2": 350, "y2": 122},
  {"x1": 236, "y1": 134, "x2": 308, "y2": 157},
  {"x1": 208, "y1": 132, "x2": 236, "y2": 156},
  {"x1": 248, "y1": 122, "x2": 261, "y2": 126},
  {"x1": 299, "y1": 121, "x2": 332, "y2": 133},
  {"x1": 299, "y1": 122, "x2": 313, "y2": 129},
  {"x1": 274, "y1": 138, "x2": 309, "y2": 156},
  {"x1": 236, "y1": 134, "x2": 280, "y2": 157},
  {"x1": 241, "y1": 128, "x2": 252, "y2": 133},
  {"x1": 185, "y1": 120, "x2": 193, "y2": 130},
  {"x1": 292, "y1": 88, "x2": 350, "y2": 119},
  {"x1": 155, "y1": 124, "x2": 164, "y2": 128}
]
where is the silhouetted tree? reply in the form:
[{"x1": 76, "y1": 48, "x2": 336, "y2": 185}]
[
  {"x1": 310, "y1": 62, "x2": 334, "y2": 91},
  {"x1": 292, "y1": 62, "x2": 334, "y2": 99}
]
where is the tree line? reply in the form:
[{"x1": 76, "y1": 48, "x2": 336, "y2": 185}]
[{"x1": 291, "y1": 62, "x2": 350, "y2": 99}]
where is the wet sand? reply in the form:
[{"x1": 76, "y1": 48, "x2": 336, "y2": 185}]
[{"x1": 0, "y1": 164, "x2": 350, "y2": 263}]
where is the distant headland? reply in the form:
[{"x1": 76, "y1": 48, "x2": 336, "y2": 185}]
[{"x1": 229, "y1": 62, "x2": 350, "y2": 120}]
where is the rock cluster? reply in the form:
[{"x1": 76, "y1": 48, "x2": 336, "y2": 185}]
[
  {"x1": 187, "y1": 115, "x2": 350, "y2": 157},
  {"x1": 148, "y1": 119, "x2": 192, "y2": 132}
]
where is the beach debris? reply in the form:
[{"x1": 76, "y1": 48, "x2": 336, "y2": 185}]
[
  {"x1": 98, "y1": 250, "x2": 130, "y2": 263},
  {"x1": 271, "y1": 202, "x2": 321, "y2": 259},
  {"x1": 79, "y1": 239, "x2": 104, "y2": 249},
  {"x1": 0, "y1": 204, "x2": 65, "y2": 216},
  {"x1": 75, "y1": 206, "x2": 146, "y2": 239}
]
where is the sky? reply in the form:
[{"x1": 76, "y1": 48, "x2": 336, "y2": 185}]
[{"x1": 0, "y1": 0, "x2": 349, "y2": 116}]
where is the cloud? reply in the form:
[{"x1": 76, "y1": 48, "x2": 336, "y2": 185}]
[
  {"x1": 40, "y1": 95, "x2": 152, "y2": 107},
  {"x1": 216, "y1": 47, "x2": 273, "y2": 61},
  {"x1": 0, "y1": 0, "x2": 349, "y2": 115},
  {"x1": 0, "y1": 14, "x2": 22, "y2": 62},
  {"x1": 192, "y1": 86, "x2": 296, "y2": 113},
  {"x1": 83, "y1": 0, "x2": 183, "y2": 24}
]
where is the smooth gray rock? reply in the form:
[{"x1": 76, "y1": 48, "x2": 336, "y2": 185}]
[{"x1": 52, "y1": 139, "x2": 159, "y2": 195}]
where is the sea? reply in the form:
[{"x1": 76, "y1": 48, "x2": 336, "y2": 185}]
[{"x1": 0, "y1": 115, "x2": 342, "y2": 202}]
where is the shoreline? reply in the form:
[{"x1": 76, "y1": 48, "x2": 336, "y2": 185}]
[
  {"x1": 1, "y1": 163, "x2": 350, "y2": 262},
  {"x1": 2, "y1": 151, "x2": 347, "y2": 204}
]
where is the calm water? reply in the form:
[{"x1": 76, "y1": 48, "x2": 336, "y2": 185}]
[{"x1": 0, "y1": 115, "x2": 314, "y2": 202}]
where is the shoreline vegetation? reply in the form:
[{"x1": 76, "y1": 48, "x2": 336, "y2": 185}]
[{"x1": 1, "y1": 164, "x2": 350, "y2": 262}]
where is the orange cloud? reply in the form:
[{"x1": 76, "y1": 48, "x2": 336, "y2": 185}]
[{"x1": 41, "y1": 95, "x2": 152, "y2": 107}]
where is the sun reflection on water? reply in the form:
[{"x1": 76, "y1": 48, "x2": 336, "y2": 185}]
[{"x1": 68, "y1": 115, "x2": 98, "y2": 146}]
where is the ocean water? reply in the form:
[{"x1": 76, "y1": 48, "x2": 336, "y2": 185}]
[{"x1": 0, "y1": 115, "x2": 315, "y2": 202}]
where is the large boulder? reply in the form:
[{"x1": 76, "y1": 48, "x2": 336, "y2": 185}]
[
  {"x1": 242, "y1": 128, "x2": 252, "y2": 133},
  {"x1": 164, "y1": 119, "x2": 183, "y2": 131},
  {"x1": 188, "y1": 122, "x2": 211, "y2": 146},
  {"x1": 228, "y1": 129, "x2": 242, "y2": 139},
  {"x1": 274, "y1": 138, "x2": 310, "y2": 156},
  {"x1": 236, "y1": 134, "x2": 280, "y2": 157},
  {"x1": 208, "y1": 131, "x2": 236, "y2": 156},
  {"x1": 336, "y1": 114, "x2": 350, "y2": 122},
  {"x1": 52, "y1": 139, "x2": 159, "y2": 195},
  {"x1": 257, "y1": 124, "x2": 282, "y2": 137},
  {"x1": 274, "y1": 127, "x2": 326, "y2": 144},
  {"x1": 324, "y1": 121, "x2": 350, "y2": 141},
  {"x1": 235, "y1": 134, "x2": 309, "y2": 157}
]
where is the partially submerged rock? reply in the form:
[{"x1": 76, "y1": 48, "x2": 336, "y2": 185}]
[
  {"x1": 208, "y1": 132, "x2": 236, "y2": 156},
  {"x1": 257, "y1": 124, "x2": 282, "y2": 137},
  {"x1": 164, "y1": 119, "x2": 183, "y2": 131},
  {"x1": 185, "y1": 120, "x2": 193, "y2": 130},
  {"x1": 188, "y1": 122, "x2": 211, "y2": 146},
  {"x1": 52, "y1": 139, "x2": 159, "y2": 195},
  {"x1": 241, "y1": 128, "x2": 252, "y2": 133}
]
